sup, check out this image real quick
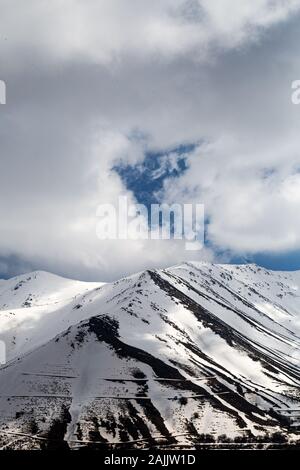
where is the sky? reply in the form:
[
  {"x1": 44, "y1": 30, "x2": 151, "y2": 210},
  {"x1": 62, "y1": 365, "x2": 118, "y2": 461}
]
[{"x1": 1, "y1": 0, "x2": 300, "y2": 281}]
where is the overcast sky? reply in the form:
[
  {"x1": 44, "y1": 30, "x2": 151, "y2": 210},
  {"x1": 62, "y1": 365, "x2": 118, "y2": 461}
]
[{"x1": 1, "y1": 0, "x2": 300, "y2": 281}]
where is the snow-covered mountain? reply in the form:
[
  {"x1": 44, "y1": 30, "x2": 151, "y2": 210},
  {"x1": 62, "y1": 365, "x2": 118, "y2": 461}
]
[{"x1": 0, "y1": 262, "x2": 300, "y2": 450}]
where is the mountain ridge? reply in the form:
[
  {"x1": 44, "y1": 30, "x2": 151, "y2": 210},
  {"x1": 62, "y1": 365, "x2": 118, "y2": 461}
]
[{"x1": 0, "y1": 262, "x2": 299, "y2": 449}]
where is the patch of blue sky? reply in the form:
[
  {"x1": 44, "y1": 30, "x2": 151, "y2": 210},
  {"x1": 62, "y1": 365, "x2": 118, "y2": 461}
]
[
  {"x1": 223, "y1": 251, "x2": 300, "y2": 272},
  {"x1": 114, "y1": 143, "x2": 195, "y2": 207},
  {"x1": 113, "y1": 143, "x2": 199, "y2": 237}
]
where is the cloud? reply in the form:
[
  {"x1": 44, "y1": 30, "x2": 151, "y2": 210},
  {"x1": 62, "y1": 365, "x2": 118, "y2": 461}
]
[
  {"x1": 0, "y1": 121, "x2": 213, "y2": 280},
  {"x1": 1, "y1": 0, "x2": 300, "y2": 67},
  {"x1": 0, "y1": 1, "x2": 300, "y2": 279},
  {"x1": 162, "y1": 134, "x2": 300, "y2": 255}
]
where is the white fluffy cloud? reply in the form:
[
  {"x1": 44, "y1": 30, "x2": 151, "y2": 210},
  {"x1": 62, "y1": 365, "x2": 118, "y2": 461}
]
[
  {"x1": 0, "y1": 1, "x2": 300, "y2": 280},
  {"x1": 1, "y1": 0, "x2": 300, "y2": 66},
  {"x1": 162, "y1": 137, "x2": 300, "y2": 254}
]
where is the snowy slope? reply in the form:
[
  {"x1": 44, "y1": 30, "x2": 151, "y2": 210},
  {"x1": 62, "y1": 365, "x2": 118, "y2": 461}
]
[
  {"x1": 0, "y1": 263, "x2": 299, "y2": 450},
  {"x1": 0, "y1": 271, "x2": 104, "y2": 361}
]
